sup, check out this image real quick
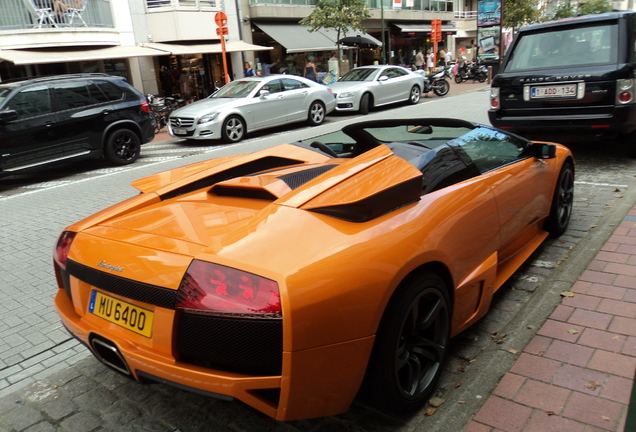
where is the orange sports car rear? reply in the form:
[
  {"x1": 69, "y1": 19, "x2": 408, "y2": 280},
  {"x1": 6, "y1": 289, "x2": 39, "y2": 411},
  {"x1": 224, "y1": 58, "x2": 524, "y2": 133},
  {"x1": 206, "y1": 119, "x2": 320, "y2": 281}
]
[{"x1": 54, "y1": 119, "x2": 574, "y2": 420}]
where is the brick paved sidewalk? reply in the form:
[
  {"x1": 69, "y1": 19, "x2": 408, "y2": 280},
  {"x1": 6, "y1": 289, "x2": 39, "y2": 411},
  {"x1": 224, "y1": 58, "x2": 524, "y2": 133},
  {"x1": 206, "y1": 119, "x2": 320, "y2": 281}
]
[{"x1": 467, "y1": 207, "x2": 636, "y2": 432}]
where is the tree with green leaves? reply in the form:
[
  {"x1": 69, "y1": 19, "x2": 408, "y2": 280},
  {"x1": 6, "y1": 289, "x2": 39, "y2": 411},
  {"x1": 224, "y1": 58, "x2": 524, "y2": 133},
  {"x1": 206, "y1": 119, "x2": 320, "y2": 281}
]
[
  {"x1": 504, "y1": 0, "x2": 539, "y2": 33},
  {"x1": 300, "y1": 0, "x2": 371, "y2": 57},
  {"x1": 578, "y1": 0, "x2": 612, "y2": 16}
]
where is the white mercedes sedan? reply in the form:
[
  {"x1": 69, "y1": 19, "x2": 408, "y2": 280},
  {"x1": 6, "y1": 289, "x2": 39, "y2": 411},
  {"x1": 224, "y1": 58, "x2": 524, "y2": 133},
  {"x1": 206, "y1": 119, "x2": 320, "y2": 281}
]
[
  {"x1": 168, "y1": 75, "x2": 336, "y2": 143},
  {"x1": 328, "y1": 65, "x2": 424, "y2": 114}
]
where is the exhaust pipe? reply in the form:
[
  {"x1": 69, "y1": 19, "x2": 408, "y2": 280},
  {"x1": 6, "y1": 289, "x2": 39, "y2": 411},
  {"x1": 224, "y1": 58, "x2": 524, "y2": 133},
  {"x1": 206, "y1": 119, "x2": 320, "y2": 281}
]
[{"x1": 89, "y1": 335, "x2": 131, "y2": 376}]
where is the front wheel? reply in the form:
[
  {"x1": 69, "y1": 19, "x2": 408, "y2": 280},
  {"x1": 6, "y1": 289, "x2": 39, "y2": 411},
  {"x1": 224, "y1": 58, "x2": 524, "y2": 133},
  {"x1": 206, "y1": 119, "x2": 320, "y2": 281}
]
[
  {"x1": 408, "y1": 86, "x2": 421, "y2": 105},
  {"x1": 544, "y1": 161, "x2": 574, "y2": 236},
  {"x1": 104, "y1": 128, "x2": 140, "y2": 165},
  {"x1": 454, "y1": 74, "x2": 463, "y2": 84},
  {"x1": 307, "y1": 101, "x2": 326, "y2": 126},
  {"x1": 478, "y1": 74, "x2": 487, "y2": 83},
  {"x1": 359, "y1": 93, "x2": 371, "y2": 115},
  {"x1": 221, "y1": 115, "x2": 245, "y2": 143},
  {"x1": 433, "y1": 79, "x2": 450, "y2": 96},
  {"x1": 363, "y1": 272, "x2": 451, "y2": 413}
]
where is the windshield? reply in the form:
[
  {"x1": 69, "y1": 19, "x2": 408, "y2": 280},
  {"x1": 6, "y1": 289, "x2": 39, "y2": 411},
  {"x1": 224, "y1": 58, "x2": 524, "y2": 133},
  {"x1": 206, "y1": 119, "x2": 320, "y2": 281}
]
[
  {"x1": 505, "y1": 22, "x2": 618, "y2": 72},
  {"x1": 211, "y1": 81, "x2": 258, "y2": 98},
  {"x1": 339, "y1": 68, "x2": 379, "y2": 82}
]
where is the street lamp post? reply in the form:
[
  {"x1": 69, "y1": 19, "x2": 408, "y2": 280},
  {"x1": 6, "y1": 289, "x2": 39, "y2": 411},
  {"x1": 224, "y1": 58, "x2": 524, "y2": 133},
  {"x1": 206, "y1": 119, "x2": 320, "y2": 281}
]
[{"x1": 381, "y1": 0, "x2": 386, "y2": 64}]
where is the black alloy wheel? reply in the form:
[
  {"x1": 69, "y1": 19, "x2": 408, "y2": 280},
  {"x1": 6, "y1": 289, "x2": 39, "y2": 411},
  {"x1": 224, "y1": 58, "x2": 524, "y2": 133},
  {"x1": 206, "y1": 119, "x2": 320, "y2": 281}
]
[
  {"x1": 544, "y1": 161, "x2": 574, "y2": 236},
  {"x1": 363, "y1": 271, "x2": 451, "y2": 413},
  {"x1": 433, "y1": 79, "x2": 450, "y2": 97},
  {"x1": 104, "y1": 128, "x2": 141, "y2": 165}
]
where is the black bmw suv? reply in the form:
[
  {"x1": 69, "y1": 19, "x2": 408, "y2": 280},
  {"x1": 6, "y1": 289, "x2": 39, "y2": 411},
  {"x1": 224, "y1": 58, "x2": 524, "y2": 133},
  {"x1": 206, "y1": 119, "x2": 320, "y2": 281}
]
[{"x1": 0, "y1": 73, "x2": 155, "y2": 176}]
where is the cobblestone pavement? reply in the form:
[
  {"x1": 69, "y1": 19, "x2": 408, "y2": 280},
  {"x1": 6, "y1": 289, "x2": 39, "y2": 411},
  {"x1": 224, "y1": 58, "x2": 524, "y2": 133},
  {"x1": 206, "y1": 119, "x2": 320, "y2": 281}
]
[{"x1": 0, "y1": 84, "x2": 635, "y2": 432}]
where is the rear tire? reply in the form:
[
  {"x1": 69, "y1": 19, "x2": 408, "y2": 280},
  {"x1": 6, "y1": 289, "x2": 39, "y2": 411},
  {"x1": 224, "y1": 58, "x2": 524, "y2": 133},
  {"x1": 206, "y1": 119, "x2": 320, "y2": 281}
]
[
  {"x1": 544, "y1": 161, "x2": 574, "y2": 236},
  {"x1": 307, "y1": 101, "x2": 326, "y2": 126},
  {"x1": 104, "y1": 128, "x2": 140, "y2": 165},
  {"x1": 408, "y1": 86, "x2": 421, "y2": 105},
  {"x1": 359, "y1": 93, "x2": 371, "y2": 115},
  {"x1": 624, "y1": 131, "x2": 636, "y2": 158},
  {"x1": 363, "y1": 271, "x2": 451, "y2": 413},
  {"x1": 478, "y1": 74, "x2": 487, "y2": 83},
  {"x1": 433, "y1": 80, "x2": 450, "y2": 96}
]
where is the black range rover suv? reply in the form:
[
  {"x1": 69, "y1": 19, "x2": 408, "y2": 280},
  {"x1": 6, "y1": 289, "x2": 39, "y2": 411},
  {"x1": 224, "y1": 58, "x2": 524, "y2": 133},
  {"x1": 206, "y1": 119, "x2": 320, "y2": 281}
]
[
  {"x1": 489, "y1": 12, "x2": 636, "y2": 157},
  {"x1": 0, "y1": 73, "x2": 155, "y2": 176}
]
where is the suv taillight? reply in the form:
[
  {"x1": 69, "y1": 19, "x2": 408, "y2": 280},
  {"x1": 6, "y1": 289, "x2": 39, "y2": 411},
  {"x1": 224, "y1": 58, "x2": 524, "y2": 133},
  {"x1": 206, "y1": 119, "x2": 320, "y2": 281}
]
[
  {"x1": 54, "y1": 231, "x2": 76, "y2": 270},
  {"x1": 490, "y1": 87, "x2": 500, "y2": 110},
  {"x1": 141, "y1": 100, "x2": 151, "y2": 113},
  {"x1": 617, "y1": 79, "x2": 634, "y2": 105},
  {"x1": 176, "y1": 260, "x2": 282, "y2": 318}
]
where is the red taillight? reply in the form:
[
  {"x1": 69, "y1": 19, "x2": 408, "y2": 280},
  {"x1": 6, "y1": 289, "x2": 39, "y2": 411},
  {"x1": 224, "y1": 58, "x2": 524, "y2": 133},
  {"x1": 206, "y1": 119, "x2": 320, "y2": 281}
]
[
  {"x1": 141, "y1": 100, "x2": 151, "y2": 113},
  {"x1": 54, "y1": 231, "x2": 76, "y2": 270},
  {"x1": 490, "y1": 97, "x2": 499, "y2": 108},
  {"x1": 619, "y1": 91, "x2": 633, "y2": 104},
  {"x1": 176, "y1": 260, "x2": 282, "y2": 318}
]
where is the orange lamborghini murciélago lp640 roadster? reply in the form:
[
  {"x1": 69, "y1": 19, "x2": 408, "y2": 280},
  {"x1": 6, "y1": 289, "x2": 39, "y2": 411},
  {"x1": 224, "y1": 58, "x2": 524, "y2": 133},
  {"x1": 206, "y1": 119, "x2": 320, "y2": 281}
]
[{"x1": 54, "y1": 119, "x2": 574, "y2": 420}]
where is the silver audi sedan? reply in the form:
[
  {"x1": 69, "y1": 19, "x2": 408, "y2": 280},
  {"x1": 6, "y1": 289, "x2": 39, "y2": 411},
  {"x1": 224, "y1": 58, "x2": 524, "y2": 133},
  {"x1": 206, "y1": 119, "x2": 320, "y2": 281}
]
[
  {"x1": 168, "y1": 75, "x2": 336, "y2": 143},
  {"x1": 328, "y1": 65, "x2": 424, "y2": 114}
]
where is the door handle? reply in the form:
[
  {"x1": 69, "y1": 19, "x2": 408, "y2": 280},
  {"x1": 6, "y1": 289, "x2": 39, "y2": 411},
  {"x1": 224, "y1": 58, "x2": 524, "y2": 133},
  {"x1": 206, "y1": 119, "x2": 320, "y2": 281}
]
[
  {"x1": 302, "y1": 91, "x2": 308, "y2": 96},
  {"x1": 44, "y1": 121, "x2": 55, "y2": 127},
  {"x1": 102, "y1": 109, "x2": 110, "y2": 115}
]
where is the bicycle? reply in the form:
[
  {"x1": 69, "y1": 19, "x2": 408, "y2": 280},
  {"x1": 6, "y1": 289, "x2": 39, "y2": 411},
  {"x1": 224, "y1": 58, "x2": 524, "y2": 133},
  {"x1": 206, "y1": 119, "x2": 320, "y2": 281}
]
[{"x1": 147, "y1": 94, "x2": 185, "y2": 133}]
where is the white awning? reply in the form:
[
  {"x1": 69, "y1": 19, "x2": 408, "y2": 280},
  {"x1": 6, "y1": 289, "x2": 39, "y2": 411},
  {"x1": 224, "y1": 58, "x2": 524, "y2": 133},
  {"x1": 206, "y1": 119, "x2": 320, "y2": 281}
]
[
  {"x1": 142, "y1": 40, "x2": 273, "y2": 55},
  {"x1": 254, "y1": 23, "x2": 339, "y2": 53},
  {"x1": 394, "y1": 23, "x2": 457, "y2": 33},
  {"x1": 0, "y1": 41, "x2": 272, "y2": 65},
  {"x1": 0, "y1": 45, "x2": 167, "y2": 66}
]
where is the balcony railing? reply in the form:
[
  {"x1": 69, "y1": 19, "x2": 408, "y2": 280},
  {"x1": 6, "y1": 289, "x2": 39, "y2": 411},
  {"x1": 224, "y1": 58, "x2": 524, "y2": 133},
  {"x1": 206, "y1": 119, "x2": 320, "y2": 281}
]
[
  {"x1": 0, "y1": 0, "x2": 114, "y2": 31},
  {"x1": 454, "y1": 10, "x2": 477, "y2": 18},
  {"x1": 146, "y1": 0, "x2": 218, "y2": 9},
  {"x1": 249, "y1": 0, "x2": 454, "y2": 11}
]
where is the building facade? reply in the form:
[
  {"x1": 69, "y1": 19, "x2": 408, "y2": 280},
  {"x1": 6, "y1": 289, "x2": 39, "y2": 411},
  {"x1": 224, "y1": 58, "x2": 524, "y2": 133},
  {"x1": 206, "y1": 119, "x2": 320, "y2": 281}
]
[{"x1": 0, "y1": 0, "x2": 480, "y2": 97}]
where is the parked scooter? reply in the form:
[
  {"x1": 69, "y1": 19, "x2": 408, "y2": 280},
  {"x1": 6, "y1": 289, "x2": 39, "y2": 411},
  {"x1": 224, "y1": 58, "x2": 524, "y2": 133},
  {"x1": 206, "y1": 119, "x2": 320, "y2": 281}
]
[
  {"x1": 415, "y1": 68, "x2": 450, "y2": 97},
  {"x1": 454, "y1": 60, "x2": 488, "y2": 83}
]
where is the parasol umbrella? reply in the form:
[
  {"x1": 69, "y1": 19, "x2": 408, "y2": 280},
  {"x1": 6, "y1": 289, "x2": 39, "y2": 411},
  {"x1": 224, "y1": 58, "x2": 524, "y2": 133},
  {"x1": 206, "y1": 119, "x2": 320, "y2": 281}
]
[{"x1": 338, "y1": 35, "x2": 381, "y2": 48}]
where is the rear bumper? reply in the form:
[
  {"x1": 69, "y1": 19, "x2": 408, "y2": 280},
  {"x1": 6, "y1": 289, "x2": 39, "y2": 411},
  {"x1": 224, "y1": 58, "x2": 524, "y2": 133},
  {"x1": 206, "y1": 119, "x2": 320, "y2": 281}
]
[
  {"x1": 488, "y1": 105, "x2": 636, "y2": 137},
  {"x1": 54, "y1": 288, "x2": 374, "y2": 420}
]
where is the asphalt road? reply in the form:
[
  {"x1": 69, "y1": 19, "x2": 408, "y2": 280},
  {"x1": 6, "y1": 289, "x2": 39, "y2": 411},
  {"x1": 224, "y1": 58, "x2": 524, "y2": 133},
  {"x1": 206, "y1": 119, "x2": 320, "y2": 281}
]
[{"x1": 0, "y1": 81, "x2": 635, "y2": 432}]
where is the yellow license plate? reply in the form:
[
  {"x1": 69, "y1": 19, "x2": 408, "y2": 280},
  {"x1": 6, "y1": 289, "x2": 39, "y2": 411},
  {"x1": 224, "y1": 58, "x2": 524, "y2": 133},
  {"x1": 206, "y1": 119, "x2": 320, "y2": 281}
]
[{"x1": 88, "y1": 290, "x2": 154, "y2": 337}]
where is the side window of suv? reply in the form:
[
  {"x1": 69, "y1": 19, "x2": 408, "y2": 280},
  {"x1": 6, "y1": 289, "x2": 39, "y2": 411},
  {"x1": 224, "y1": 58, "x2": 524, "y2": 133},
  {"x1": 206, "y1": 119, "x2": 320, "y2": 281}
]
[
  {"x1": 54, "y1": 81, "x2": 94, "y2": 110},
  {"x1": 93, "y1": 80, "x2": 125, "y2": 101},
  {"x1": 5, "y1": 85, "x2": 52, "y2": 120}
]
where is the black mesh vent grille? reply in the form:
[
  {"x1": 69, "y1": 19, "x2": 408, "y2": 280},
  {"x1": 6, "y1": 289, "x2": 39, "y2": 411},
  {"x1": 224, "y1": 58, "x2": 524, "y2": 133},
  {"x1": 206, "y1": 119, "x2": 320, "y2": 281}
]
[
  {"x1": 210, "y1": 185, "x2": 278, "y2": 201},
  {"x1": 276, "y1": 165, "x2": 337, "y2": 190},
  {"x1": 161, "y1": 156, "x2": 304, "y2": 200},
  {"x1": 176, "y1": 313, "x2": 283, "y2": 376},
  {"x1": 66, "y1": 260, "x2": 177, "y2": 309}
]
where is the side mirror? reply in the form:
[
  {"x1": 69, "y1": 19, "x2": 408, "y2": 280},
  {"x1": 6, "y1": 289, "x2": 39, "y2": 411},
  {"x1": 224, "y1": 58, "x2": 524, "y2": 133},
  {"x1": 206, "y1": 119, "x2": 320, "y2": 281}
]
[
  {"x1": 259, "y1": 89, "x2": 270, "y2": 98},
  {"x1": 531, "y1": 143, "x2": 557, "y2": 159},
  {"x1": 0, "y1": 110, "x2": 18, "y2": 124},
  {"x1": 378, "y1": 75, "x2": 389, "y2": 82}
]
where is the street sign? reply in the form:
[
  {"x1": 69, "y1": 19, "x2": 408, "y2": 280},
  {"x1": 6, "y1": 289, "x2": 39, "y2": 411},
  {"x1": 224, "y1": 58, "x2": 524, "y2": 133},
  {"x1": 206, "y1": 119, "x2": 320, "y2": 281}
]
[{"x1": 215, "y1": 12, "x2": 227, "y2": 27}]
